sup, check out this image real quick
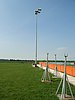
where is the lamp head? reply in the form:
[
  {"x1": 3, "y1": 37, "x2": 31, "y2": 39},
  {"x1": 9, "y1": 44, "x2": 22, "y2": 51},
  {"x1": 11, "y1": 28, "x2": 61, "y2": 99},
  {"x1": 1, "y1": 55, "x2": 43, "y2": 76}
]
[
  {"x1": 55, "y1": 54, "x2": 56, "y2": 56},
  {"x1": 35, "y1": 8, "x2": 42, "y2": 15},
  {"x1": 35, "y1": 11, "x2": 38, "y2": 15},
  {"x1": 64, "y1": 53, "x2": 68, "y2": 57},
  {"x1": 38, "y1": 8, "x2": 42, "y2": 11},
  {"x1": 47, "y1": 53, "x2": 49, "y2": 55}
]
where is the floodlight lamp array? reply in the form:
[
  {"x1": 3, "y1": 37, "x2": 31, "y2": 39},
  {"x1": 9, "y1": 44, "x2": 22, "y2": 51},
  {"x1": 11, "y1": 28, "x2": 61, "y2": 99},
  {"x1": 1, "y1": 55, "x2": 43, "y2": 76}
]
[{"x1": 35, "y1": 8, "x2": 42, "y2": 15}]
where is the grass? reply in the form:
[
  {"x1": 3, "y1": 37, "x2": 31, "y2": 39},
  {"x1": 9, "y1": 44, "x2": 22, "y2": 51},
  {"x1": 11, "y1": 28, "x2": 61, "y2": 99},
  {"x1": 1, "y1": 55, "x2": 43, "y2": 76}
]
[{"x1": 0, "y1": 62, "x2": 75, "y2": 100}]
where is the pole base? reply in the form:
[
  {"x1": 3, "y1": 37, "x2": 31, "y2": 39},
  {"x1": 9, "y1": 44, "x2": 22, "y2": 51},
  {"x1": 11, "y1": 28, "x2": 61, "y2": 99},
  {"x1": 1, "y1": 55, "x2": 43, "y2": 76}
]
[
  {"x1": 52, "y1": 76, "x2": 60, "y2": 78},
  {"x1": 32, "y1": 64, "x2": 37, "y2": 67},
  {"x1": 41, "y1": 79, "x2": 51, "y2": 83},
  {"x1": 57, "y1": 94, "x2": 74, "y2": 100}
]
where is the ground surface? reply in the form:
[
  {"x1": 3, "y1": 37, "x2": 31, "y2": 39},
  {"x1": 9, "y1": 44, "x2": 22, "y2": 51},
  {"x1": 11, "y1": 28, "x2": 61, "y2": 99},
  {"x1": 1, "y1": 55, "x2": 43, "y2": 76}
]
[{"x1": 0, "y1": 62, "x2": 75, "y2": 100}]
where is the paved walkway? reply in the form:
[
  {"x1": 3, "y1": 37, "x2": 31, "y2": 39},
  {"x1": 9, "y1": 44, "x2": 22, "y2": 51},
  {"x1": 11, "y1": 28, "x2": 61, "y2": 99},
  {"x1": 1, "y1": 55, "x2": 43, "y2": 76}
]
[{"x1": 37, "y1": 64, "x2": 75, "y2": 86}]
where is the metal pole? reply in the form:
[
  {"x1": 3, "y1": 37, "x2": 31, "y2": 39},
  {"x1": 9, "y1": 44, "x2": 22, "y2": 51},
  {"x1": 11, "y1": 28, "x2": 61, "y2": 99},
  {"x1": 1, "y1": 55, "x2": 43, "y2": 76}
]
[
  {"x1": 61, "y1": 55, "x2": 68, "y2": 99},
  {"x1": 35, "y1": 14, "x2": 37, "y2": 67},
  {"x1": 34, "y1": 8, "x2": 42, "y2": 67},
  {"x1": 55, "y1": 54, "x2": 57, "y2": 77},
  {"x1": 55, "y1": 54, "x2": 56, "y2": 64},
  {"x1": 46, "y1": 53, "x2": 49, "y2": 72},
  {"x1": 47, "y1": 53, "x2": 49, "y2": 67},
  {"x1": 41, "y1": 53, "x2": 51, "y2": 82},
  {"x1": 64, "y1": 55, "x2": 67, "y2": 97},
  {"x1": 56, "y1": 54, "x2": 74, "y2": 100}
]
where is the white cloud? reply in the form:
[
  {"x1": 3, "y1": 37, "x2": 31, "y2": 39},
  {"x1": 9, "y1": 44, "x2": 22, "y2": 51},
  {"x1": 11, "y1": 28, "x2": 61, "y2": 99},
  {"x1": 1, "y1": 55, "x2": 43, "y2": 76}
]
[{"x1": 57, "y1": 47, "x2": 67, "y2": 50}]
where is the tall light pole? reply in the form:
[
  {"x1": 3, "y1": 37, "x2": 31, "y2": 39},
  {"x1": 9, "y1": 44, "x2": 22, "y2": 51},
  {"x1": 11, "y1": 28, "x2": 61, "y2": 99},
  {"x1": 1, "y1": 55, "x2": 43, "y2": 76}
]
[{"x1": 34, "y1": 8, "x2": 42, "y2": 67}]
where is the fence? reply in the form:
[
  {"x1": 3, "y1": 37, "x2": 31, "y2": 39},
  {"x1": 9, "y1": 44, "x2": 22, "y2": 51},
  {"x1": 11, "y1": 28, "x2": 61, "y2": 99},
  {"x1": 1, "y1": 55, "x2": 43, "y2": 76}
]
[{"x1": 39, "y1": 62, "x2": 75, "y2": 77}]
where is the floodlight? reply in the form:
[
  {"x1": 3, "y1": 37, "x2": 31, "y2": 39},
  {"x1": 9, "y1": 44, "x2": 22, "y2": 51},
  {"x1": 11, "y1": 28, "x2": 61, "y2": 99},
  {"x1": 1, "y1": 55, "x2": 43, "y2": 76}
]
[{"x1": 38, "y1": 8, "x2": 42, "y2": 11}]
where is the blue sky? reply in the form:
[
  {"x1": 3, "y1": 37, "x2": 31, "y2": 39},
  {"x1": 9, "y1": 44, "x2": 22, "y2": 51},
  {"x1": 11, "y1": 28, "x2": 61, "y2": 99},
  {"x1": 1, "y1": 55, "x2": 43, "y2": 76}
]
[{"x1": 0, "y1": 0, "x2": 75, "y2": 60}]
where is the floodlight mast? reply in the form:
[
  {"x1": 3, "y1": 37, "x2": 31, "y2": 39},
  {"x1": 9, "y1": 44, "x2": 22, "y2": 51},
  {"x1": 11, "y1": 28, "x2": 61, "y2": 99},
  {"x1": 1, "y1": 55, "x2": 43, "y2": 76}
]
[
  {"x1": 55, "y1": 54, "x2": 56, "y2": 64},
  {"x1": 34, "y1": 8, "x2": 42, "y2": 67},
  {"x1": 56, "y1": 54, "x2": 74, "y2": 100},
  {"x1": 64, "y1": 54, "x2": 68, "y2": 97},
  {"x1": 55, "y1": 54, "x2": 57, "y2": 77},
  {"x1": 46, "y1": 53, "x2": 49, "y2": 72},
  {"x1": 41, "y1": 53, "x2": 51, "y2": 82},
  {"x1": 53, "y1": 54, "x2": 60, "y2": 78}
]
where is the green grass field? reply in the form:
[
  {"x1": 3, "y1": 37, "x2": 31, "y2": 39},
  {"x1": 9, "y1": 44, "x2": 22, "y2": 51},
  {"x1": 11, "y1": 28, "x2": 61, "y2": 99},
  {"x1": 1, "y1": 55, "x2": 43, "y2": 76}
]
[{"x1": 0, "y1": 62, "x2": 75, "y2": 100}]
